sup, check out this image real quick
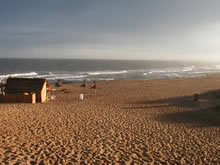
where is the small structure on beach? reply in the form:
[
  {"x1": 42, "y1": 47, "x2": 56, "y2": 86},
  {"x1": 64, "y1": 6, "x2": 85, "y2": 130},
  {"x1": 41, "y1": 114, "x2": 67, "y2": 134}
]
[{"x1": 0, "y1": 78, "x2": 49, "y2": 103}]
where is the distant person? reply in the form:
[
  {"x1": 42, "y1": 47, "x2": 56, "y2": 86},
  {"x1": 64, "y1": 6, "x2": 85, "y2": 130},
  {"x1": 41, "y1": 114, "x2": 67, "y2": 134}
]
[
  {"x1": 55, "y1": 79, "x2": 62, "y2": 87},
  {"x1": 0, "y1": 84, "x2": 2, "y2": 94},
  {"x1": 0, "y1": 83, "x2": 5, "y2": 95},
  {"x1": 0, "y1": 80, "x2": 1, "y2": 94},
  {"x1": 80, "y1": 79, "x2": 87, "y2": 88},
  {"x1": 91, "y1": 80, "x2": 96, "y2": 89}
]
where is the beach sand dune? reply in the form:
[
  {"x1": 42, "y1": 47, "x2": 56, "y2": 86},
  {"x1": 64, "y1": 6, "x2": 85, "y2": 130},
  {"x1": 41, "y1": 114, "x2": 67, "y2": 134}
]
[{"x1": 0, "y1": 75, "x2": 220, "y2": 164}]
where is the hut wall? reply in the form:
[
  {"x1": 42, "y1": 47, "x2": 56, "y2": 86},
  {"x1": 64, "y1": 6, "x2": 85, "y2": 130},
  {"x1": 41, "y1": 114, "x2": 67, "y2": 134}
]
[
  {"x1": 0, "y1": 93, "x2": 36, "y2": 104},
  {"x1": 42, "y1": 83, "x2": 47, "y2": 102},
  {"x1": 38, "y1": 83, "x2": 47, "y2": 102}
]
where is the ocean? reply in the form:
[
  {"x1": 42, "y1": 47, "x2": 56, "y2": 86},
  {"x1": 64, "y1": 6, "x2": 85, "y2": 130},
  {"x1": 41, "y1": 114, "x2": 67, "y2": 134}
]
[{"x1": 0, "y1": 58, "x2": 220, "y2": 84}]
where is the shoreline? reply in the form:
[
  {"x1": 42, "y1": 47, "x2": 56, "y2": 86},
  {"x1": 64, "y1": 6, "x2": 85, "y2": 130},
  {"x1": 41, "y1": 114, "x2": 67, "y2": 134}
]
[{"x1": 54, "y1": 72, "x2": 219, "y2": 84}]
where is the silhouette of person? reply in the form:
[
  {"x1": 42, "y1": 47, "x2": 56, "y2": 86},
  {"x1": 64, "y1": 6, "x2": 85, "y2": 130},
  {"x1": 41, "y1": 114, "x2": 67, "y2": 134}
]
[
  {"x1": 80, "y1": 79, "x2": 87, "y2": 88},
  {"x1": 91, "y1": 80, "x2": 96, "y2": 89}
]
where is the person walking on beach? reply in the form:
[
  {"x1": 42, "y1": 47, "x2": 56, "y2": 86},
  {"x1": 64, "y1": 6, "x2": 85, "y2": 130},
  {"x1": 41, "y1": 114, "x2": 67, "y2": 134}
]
[
  {"x1": 80, "y1": 79, "x2": 87, "y2": 88},
  {"x1": 90, "y1": 80, "x2": 97, "y2": 97},
  {"x1": 0, "y1": 84, "x2": 3, "y2": 94},
  {"x1": 0, "y1": 80, "x2": 5, "y2": 95},
  {"x1": 91, "y1": 80, "x2": 96, "y2": 89}
]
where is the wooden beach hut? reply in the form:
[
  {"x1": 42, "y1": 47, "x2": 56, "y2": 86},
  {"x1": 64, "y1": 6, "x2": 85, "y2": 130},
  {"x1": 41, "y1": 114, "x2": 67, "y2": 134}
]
[{"x1": 1, "y1": 78, "x2": 48, "y2": 103}]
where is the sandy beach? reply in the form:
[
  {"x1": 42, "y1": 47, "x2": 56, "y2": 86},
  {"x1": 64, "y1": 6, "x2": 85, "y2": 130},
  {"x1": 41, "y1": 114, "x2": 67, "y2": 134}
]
[{"x1": 0, "y1": 74, "x2": 220, "y2": 164}]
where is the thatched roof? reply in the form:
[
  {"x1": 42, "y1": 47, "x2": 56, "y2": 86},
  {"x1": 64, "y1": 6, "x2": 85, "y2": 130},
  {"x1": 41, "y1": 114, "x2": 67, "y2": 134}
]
[{"x1": 5, "y1": 78, "x2": 46, "y2": 94}]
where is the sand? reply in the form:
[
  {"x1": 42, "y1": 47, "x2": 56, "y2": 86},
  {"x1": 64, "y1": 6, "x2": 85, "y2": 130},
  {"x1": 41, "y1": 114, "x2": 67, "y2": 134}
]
[{"x1": 0, "y1": 74, "x2": 220, "y2": 164}]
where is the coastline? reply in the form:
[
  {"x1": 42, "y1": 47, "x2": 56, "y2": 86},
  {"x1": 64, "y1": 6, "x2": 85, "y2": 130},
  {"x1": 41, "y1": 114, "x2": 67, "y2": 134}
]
[
  {"x1": 1, "y1": 58, "x2": 220, "y2": 84},
  {"x1": 0, "y1": 74, "x2": 220, "y2": 164}
]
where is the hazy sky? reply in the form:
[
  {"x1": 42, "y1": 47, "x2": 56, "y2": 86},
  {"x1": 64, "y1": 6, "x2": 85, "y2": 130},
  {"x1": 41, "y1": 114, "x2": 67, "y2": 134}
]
[{"x1": 0, "y1": 0, "x2": 220, "y2": 61}]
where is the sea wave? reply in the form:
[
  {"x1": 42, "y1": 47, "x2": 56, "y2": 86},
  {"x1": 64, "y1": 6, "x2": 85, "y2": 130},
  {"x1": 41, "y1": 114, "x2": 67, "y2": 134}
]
[
  {"x1": 46, "y1": 75, "x2": 87, "y2": 80},
  {"x1": 0, "y1": 72, "x2": 38, "y2": 79},
  {"x1": 34, "y1": 73, "x2": 87, "y2": 79},
  {"x1": 182, "y1": 66, "x2": 195, "y2": 72},
  {"x1": 166, "y1": 73, "x2": 181, "y2": 77},
  {"x1": 142, "y1": 66, "x2": 195, "y2": 75},
  {"x1": 87, "y1": 70, "x2": 127, "y2": 76},
  {"x1": 1, "y1": 65, "x2": 220, "y2": 83}
]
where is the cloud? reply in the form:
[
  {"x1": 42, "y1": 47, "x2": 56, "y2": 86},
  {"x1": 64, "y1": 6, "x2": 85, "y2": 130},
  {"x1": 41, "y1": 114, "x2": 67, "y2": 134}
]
[{"x1": 0, "y1": 0, "x2": 220, "y2": 60}]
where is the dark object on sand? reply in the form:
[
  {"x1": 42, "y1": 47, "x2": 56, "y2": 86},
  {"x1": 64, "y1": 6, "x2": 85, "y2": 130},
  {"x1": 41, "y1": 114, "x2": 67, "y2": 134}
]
[
  {"x1": 90, "y1": 80, "x2": 97, "y2": 97},
  {"x1": 0, "y1": 83, "x2": 5, "y2": 95},
  {"x1": 80, "y1": 79, "x2": 87, "y2": 88},
  {"x1": 46, "y1": 80, "x2": 52, "y2": 92},
  {"x1": 55, "y1": 79, "x2": 62, "y2": 87},
  {"x1": 193, "y1": 94, "x2": 199, "y2": 101},
  {"x1": 61, "y1": 88, "x2": 70, "y2": 93},
  {"x1": 91, "y1": 80, "x2": 96, "y2": 89}
]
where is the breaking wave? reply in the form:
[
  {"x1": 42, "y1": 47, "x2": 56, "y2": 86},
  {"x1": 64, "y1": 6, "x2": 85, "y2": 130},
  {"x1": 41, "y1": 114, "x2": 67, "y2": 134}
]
[
  {"x1": 0, "y1": 72, "x2": 38, "y2": 79},
  {"x1": 0, "y1": 70, "x2": 125, "y2": 83},
  {"x1": 1, "y1": 63, "x2": 220, "y2": 83},
  {"x1": 86, "y1": 70, "x2": 127, "y2": 76}
]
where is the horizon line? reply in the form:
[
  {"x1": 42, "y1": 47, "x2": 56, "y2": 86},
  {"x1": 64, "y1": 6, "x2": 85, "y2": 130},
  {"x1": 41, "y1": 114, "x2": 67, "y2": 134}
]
[{"x1": 0, "y1": 57, "x2": 219, "y2": 63}]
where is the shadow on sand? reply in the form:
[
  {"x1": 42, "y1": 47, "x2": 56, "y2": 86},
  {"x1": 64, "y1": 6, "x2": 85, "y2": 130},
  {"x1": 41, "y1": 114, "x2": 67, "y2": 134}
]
[
  {"x1": 156, "y1": 105, "x2": 220, "y2": 127},
  {"x1": 126, "y1": 90, "x2": 220, "y2": 127}
]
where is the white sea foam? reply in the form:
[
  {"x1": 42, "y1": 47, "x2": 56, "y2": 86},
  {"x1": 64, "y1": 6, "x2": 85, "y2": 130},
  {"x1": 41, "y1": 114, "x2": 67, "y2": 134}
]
[
  {"x1": 1, "y1": 63, "x2": 220, "y2": 83},
  {"x1": 143, "y1": 66, "x2": 196, "y2": 77},
  {"x1": 142, "y1": 70, "x2": 168, "y2": 76},
  {"x1": 188, "y1": 71, "x2": 218, "y2": 74},
  {"x1": 53, "y1": 75, "x2": 87, "y2": 79},
  {"x1": 143, "y1": 66, "x2": 195, "y2": 75},
  {"x1": 87, "y1": 70, "x2": 127, "y2": 75},
  {"x1": 0, "y1": 72, "x2": 38, "y2": 79},
  {"x1": 96, "y1": 78, "x2": 114, "y2": 81},
  {"x1": 166, "y1": 73, "x2": 181, "y2": 77},
  {"x1": 182, "y1": 66, "x2": 195, "y2": 72},
  {"x1": 151, "y1": 70, "x2": 167, "y2": 73}
]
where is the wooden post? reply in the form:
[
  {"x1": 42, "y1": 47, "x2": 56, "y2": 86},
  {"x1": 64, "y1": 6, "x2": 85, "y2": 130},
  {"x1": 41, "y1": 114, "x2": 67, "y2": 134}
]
[{"x1": 80, "y1": 93, "x2": 84, "y2": 100}]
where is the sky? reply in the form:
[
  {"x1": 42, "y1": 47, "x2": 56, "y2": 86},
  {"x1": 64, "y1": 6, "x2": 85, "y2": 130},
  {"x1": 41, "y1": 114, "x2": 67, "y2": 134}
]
[{"x1": 0, "y1": 0, "x2": 220, "y2": 61}]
